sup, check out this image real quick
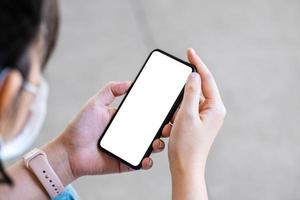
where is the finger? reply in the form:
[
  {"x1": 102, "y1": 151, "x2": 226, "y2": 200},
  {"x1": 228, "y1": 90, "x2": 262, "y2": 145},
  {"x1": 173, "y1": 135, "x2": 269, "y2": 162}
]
[
  {"x1": 162, "y1": 123, "x2": 172, "y2": 137},
  {"x1": 170, "y1": 107, "x2": 179, "y2": 123},
  {"x1": 141, "y1": 157, "x2": 153, "y2": 170},
  {"x1": 187, "y1": 48, "x2": 222, "y2": 103},
  {"x1": 107, "y1": 106, "x2": 117, "y2": 117},
  {"x1": 119, "y1": 162, "x2": 134, "y2": 173},
  {"x1": 199, "y1": 96, "x2": 205, "y2": 111},
  {"x1": 181, "y1": 72, "x2": 201, "y2": 116},
  {"x1": 152, "y1": 139, "x2": 165, "y2": 153},
  {"x1": 97, "y1": 81, "x2": 131, "y2": 105}
]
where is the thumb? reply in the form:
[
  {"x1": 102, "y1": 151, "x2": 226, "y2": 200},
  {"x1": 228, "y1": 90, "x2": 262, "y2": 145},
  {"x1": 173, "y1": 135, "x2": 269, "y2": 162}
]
[
  {"x1": 181, "y1": 72, "x2": 201, "y2": 116},
  {"x1": 96, "y1": 81, "x2": 131, "y2": 105}
]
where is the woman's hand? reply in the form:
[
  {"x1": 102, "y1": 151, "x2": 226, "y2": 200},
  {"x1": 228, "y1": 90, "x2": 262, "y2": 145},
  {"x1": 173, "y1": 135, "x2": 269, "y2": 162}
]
[
  {"x1": 1, "y1": 81, "x2": 167, "y2": 200},
  {"x1": 49, "y1": 81, "x2": 166, "y2": 181},
  {"x1": 163, "y1": 49, "x2": 226, "y2": 200},
  {"x1": 165, "y1": 48, "x2": 226, "y2": 171}
]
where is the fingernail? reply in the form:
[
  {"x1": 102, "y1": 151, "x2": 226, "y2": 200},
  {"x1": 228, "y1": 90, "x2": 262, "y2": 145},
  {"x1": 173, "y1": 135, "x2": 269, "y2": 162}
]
[
  {"x1": 159, "y1": 140, "x2": 165, "y2": 149},
  {"x1": 190, "y1": 48, "x2": 196, "y2": 55},
  {"x1": 126, "y1": 80, "x2": 132, "y2": 85},
  {"x1": 189, "y1": 72, "x2": 199, "y2": 82},
  {"x1": 148, "y1": 159, "x2": 153, "y2": 167}
]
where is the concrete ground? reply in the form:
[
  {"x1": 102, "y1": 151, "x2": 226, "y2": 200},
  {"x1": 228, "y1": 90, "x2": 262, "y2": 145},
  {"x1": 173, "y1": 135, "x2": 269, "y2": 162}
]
[{"x1": 34, "y1": 0, "x2": 300, "y2": 199}]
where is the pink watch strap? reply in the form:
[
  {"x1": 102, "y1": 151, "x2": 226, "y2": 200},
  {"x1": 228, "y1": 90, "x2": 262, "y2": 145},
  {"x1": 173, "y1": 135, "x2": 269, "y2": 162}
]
[{"x1": 23, "y1": 148, "x2": 64, "y2": 198}]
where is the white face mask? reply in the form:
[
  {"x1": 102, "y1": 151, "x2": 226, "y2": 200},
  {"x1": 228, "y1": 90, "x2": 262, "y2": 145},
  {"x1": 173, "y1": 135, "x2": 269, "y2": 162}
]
[{"x1": 0, "y1": 72, "x2": 48, "y2": 161}]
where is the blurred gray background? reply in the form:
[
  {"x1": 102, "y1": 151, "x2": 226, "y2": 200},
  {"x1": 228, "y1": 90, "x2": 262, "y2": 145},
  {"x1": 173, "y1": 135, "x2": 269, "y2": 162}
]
[{"x1": 34, "y1": 0, "x2": 300, "y2": 199}]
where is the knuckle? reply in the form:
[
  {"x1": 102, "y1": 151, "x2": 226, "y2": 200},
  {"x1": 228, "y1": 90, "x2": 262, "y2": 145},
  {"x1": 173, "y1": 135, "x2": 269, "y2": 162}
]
[
  {"x1": 212, "y1": 106, "x2": 227, "y2": 119},
  {"x1": 186, "y1": 82, "x2": 197, "y2": 93},
  {"x1": 182, "y1": 110, "x2": 198, "y2": 123},
  {"x1": 107, "y1": 81, "x2": 116, "y2": 87},
  {"x1": 203, "y1": 70, "x2": 212, "y2": 79},
  {"x1": 184, "y1": 111, "x2": 194, "y2": 120},
  {"x1": 101, "y1": 81, "x2": 116, "y2": 94}
]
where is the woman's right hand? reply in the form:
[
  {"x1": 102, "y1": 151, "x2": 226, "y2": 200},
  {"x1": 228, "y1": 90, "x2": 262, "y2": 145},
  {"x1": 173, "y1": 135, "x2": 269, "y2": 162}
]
[
  {"x1": 164, "y1": 48, "x2": 226, "y2": 175},
  {"x1": 164, "y1": 48, "x2": 226, "y2": 200}
]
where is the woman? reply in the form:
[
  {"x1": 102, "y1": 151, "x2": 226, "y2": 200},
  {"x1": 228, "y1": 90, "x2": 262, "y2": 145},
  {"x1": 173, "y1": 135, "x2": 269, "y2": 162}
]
[
  {"x1": 0, "y1": 0, "x2": 226, "y2": 199},
  {"x1": 0, "y1": 0, "x2": 59, "y2": 160},
  {"x1": 0, "y1": 0, "x2": 161, "y2": 188}
]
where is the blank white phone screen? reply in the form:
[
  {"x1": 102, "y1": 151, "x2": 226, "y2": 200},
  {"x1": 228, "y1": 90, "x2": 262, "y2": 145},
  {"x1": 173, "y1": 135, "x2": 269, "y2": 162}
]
[{"x1": 100, "y1": 50, "x2": 192, "y2": 166}]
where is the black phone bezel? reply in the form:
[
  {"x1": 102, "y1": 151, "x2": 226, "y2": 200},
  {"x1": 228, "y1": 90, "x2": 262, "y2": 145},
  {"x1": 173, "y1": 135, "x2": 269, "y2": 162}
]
[{"x1": 98, "y1": 49, "x2": 195, "y2": 169}]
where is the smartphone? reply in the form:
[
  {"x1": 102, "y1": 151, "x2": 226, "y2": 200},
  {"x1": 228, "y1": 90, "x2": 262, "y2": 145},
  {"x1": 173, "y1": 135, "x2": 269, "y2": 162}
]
[{"x1": 98, "y1": 49, "x2": 195, "y2": 169}]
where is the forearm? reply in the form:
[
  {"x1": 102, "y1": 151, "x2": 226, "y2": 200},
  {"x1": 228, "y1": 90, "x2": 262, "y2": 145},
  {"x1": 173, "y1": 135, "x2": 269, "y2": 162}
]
[
  {"x1": 171, "y1": 167, "x2": 208, "y2": 200},
  {"x1": 0, "y1": 160, "x2": 49, "y2": 200},
  {"x1": 0, "y1": 138, "x2": 75, "y2": 200}
]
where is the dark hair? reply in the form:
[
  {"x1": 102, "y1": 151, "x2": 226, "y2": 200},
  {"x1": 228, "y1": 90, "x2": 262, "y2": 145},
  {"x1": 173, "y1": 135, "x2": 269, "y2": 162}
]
[
  {"x1": 0, "y1": 145, "x2": 12, "y2": 185},
  {"x1": 0, "y1": 0, "x2": 59, "y2": 186},
  {"x1": 0, "y1": 0, "x2": 59, "y2": 78}
]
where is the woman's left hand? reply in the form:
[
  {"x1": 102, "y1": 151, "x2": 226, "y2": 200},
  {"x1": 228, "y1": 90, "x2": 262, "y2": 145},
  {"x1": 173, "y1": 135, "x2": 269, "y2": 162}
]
[{"x1": 50, "y1": 81, "x2": 167, "y2": 180}]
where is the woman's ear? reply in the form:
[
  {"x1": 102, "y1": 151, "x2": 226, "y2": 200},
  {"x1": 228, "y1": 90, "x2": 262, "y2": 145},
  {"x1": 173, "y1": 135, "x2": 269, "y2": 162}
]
[{"x1": 0, "y1": 69, "x2": 22, "y2": 117}]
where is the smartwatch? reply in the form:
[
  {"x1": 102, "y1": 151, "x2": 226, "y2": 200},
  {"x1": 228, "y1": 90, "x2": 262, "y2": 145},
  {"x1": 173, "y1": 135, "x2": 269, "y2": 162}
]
[{"x1": 23, "y1": 148, "x2": 64, "y2": 198}]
